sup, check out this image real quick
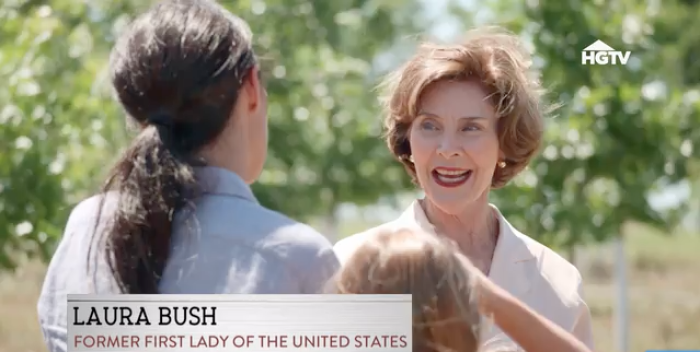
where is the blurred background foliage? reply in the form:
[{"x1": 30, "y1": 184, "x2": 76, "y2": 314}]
[
  {"x1": 450, "y1": 0, "x2": 700, "y2": 255},
  {"x1": 0, "y1": 0, "x2": 422, "y2": 268},
  {"x1": 2, "y1": 0, "x2": 700, "y2": 351},
  {"x1": 1, "y1": 0, "x2": 699, "y2": 270}
]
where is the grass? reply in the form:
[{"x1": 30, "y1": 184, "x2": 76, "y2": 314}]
[
  {"x1": 1, "y1": 222, "x2": 699, "y2": 352},
  {"x1": 579, "y1": 224, "x2": 700, "y2": 352},
  {"x1": 0, "y1": 260, "x2": 46, "y2": 352}
]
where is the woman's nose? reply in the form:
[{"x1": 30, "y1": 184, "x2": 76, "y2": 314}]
[{"x1": 436, "y1": 135, "x2": 463, "y2": 159}]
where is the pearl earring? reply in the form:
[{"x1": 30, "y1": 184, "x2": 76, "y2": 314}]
[
  {"x1": 498, "y1": 161, "x2": 506, "y2": 168},
  {"x1": 409, "y1": 155, "x2": 414, "y2": 162}
]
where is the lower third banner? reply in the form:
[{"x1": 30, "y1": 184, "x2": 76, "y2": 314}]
[{"x1": 68, "y1": 294, "x2": 411, "y2": 352}]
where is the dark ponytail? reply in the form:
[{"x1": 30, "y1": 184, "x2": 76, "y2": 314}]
[
  {"x1": 98, "y1": 126, "x2": 197, "y2": 293},
  {"x1": 90, "y1": 0, "x2": 256, "y2": 293}
]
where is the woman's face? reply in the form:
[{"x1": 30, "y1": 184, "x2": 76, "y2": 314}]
[{"x1": 408, "y1": 80, "x2": 502, "y2": 214}]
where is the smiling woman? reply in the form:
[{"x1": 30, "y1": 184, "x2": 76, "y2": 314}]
[
  {"x1": 410, "y1": 81, "x2": 503, "y2": 207},
  {"x1": 333, "y1": 26, "x2": 594, "y2": 350}
]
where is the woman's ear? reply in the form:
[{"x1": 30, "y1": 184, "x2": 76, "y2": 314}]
[{"x1": 241, "y1": 65, "x2": 264, "y2": 113}]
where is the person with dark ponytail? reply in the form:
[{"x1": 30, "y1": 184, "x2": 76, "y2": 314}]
[{"x1": 37, "y1": 1, "x2": 339, "y2": 351}]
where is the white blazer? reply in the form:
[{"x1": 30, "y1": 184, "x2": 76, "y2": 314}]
[{"x1": 334, "y1": 200, "x2": 594, "y2": 351}]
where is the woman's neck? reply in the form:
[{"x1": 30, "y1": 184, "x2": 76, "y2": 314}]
[{"x1": 420, "y1": 194, "x2": 499, "y2": 272}]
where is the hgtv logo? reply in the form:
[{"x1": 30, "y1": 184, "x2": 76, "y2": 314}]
[{"x1": 581, "y1": 40, "x2": 631, "y2": 65}]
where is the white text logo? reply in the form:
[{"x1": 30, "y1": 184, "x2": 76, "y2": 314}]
[{"x1": 581, "y1": 40, "x2": 631, "y2": 65}]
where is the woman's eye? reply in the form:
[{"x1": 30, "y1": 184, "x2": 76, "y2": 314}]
[
  {"x1": 462, "y1": 125, "x2": 481, "y2": 131},
  {"x1": 420, "y1": 122, "x2": 438, "y2": 130}
]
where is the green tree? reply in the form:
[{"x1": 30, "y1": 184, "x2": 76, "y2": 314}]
[
  {"x1": 448, "y1": 0, "x2": 700, "y2": 251},
  {"x1": 0, "y1": 0, "x2": 135, "y2": 269},
  {"x1": 0, "y1": 0, "x2": 425, "y2": 270},
  {"x1": 240, "y1": 0, "x2": 421, "y2": 219}
]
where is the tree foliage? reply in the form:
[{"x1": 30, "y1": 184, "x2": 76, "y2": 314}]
[
  {"x1": 451, "y1": 0, "x2": 700, "y2": 248},
  {"x1": 0, "y1": 0, "x2": 423, "y2": 270},
  {"x1": 0, "y1": 0, "x2": 134, "y2": 269}
]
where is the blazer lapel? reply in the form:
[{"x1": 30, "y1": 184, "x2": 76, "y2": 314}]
[
  {"x1": 487, "y1": 211, "x2": 535, "y2": 298},
  {"x1": 395, "y1": 201, "x2": 540, "y2": 348},
  {"x1": 480, "y1": 206, "x2": 538, "y2": 342},
  {"x1": 396, "y1": 201, "x2": 536, "y2": 297}
]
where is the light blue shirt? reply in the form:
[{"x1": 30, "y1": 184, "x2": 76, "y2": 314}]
[{"x1": 37, "y1": 166, "x2": 340, "y2": 352}]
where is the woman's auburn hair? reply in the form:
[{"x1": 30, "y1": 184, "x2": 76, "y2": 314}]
[{"x1": 379, "y1": 26, "x2": 556, "y2": 188}]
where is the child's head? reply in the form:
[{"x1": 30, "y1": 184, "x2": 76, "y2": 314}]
[{"x1": 333, "y1": 228, "x2": 482, "y2": 352}]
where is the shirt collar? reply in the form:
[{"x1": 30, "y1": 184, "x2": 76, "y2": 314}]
[
  {"x1": 194, "y1": 166, "x2": 258, "y2": 204},
  {"x1": 397, "y1": 199, "x2": 534, "y2": 263}
]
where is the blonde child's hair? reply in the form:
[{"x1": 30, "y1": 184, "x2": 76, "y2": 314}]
[{"x1": 333, "y1": 228, "x2": 482, "y2": 352}]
